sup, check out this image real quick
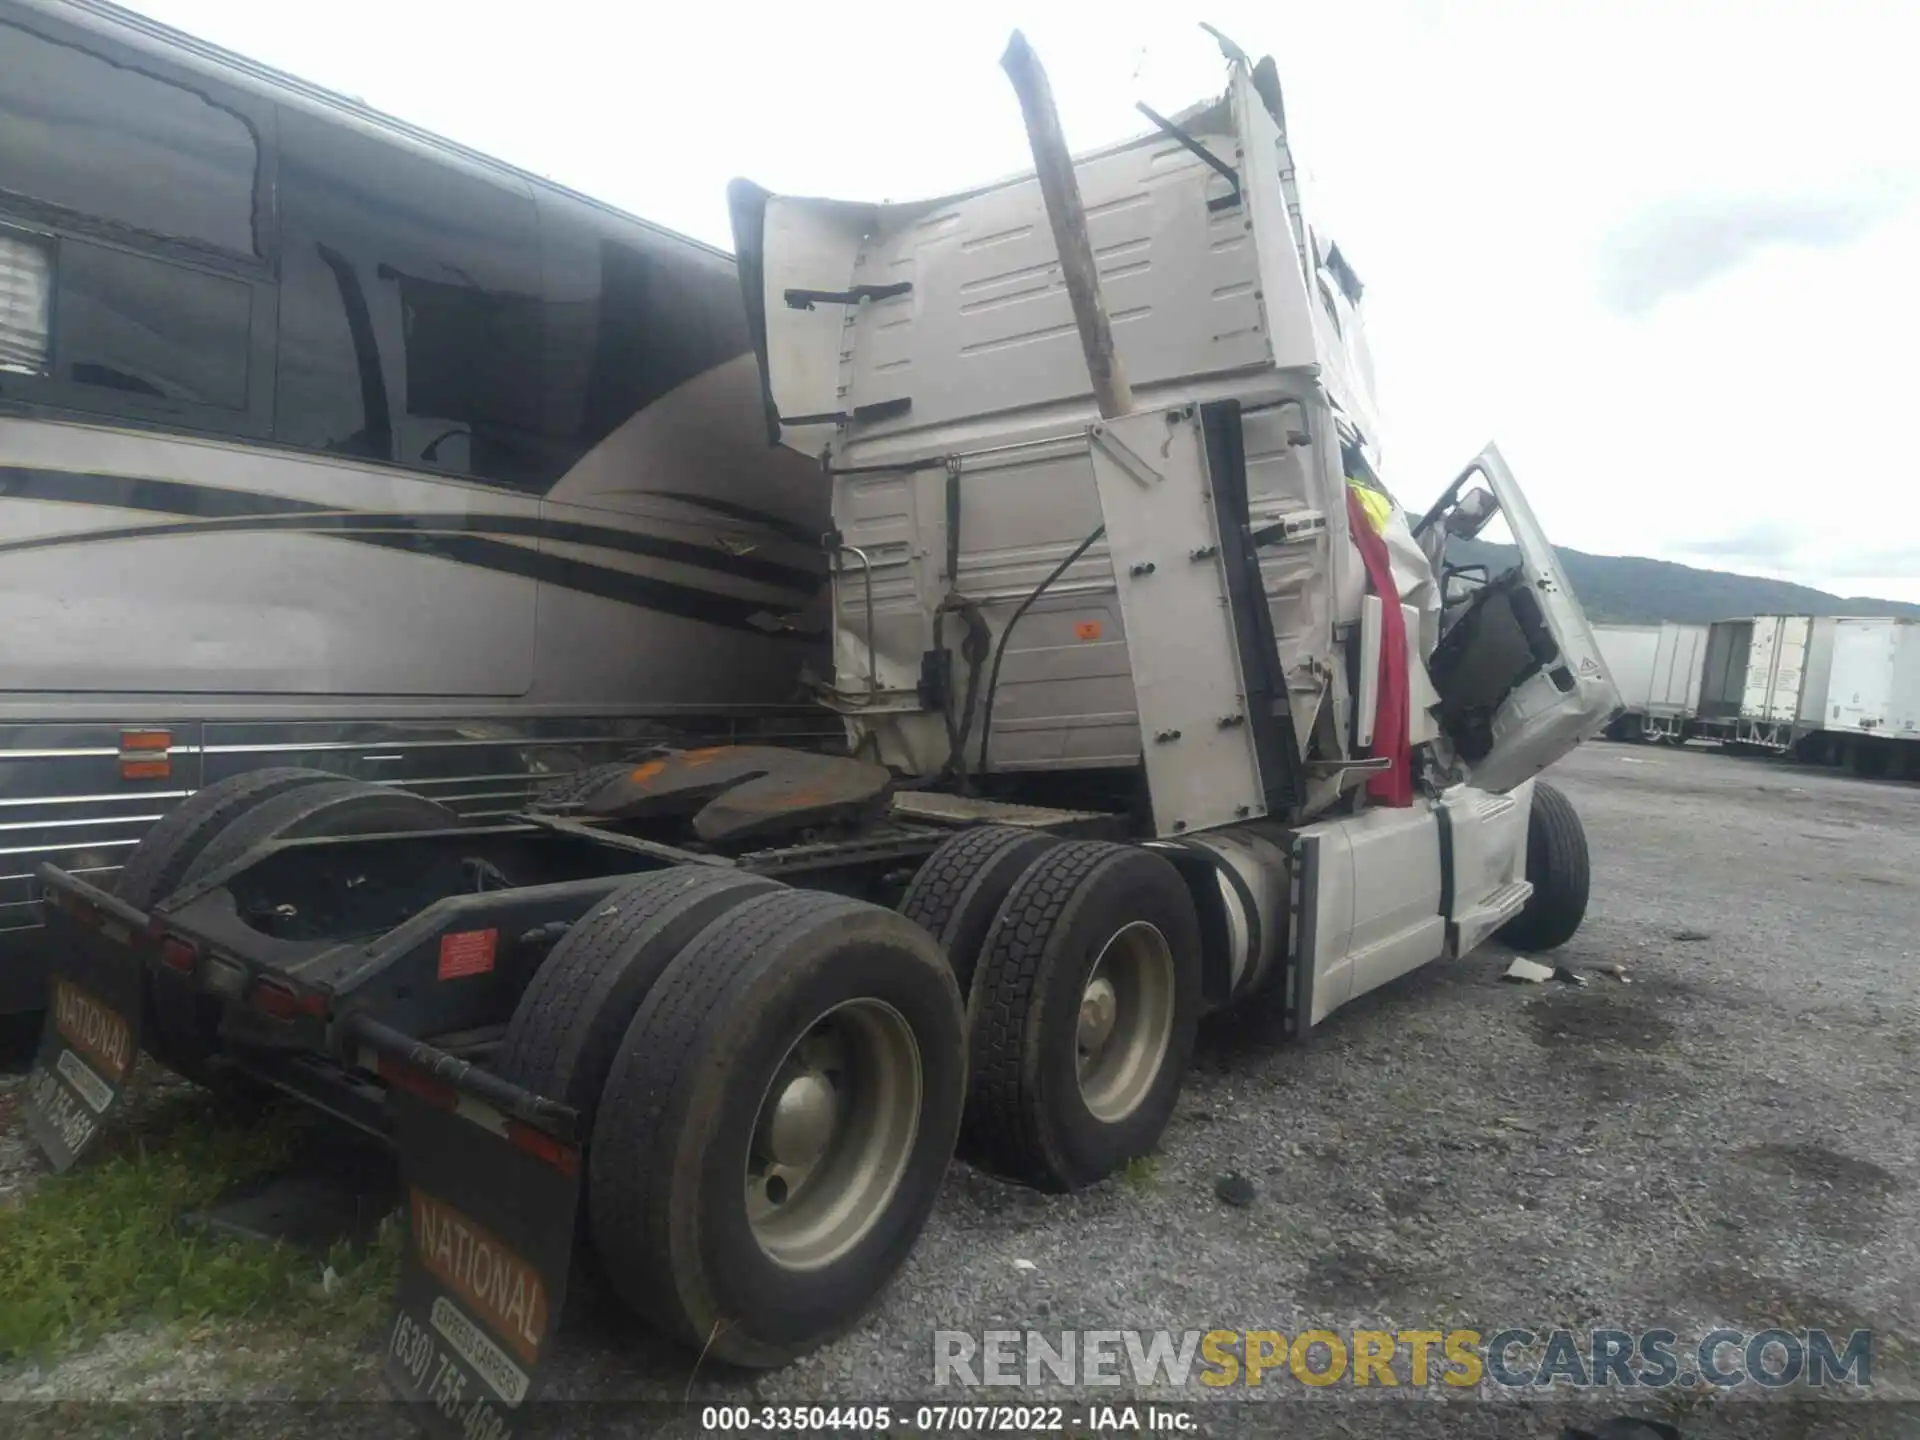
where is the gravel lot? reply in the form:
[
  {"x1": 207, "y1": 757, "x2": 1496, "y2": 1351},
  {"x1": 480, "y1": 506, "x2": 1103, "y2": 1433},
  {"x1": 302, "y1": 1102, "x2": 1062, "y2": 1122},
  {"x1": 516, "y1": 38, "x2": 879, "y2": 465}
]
[{"x1": 5, "y1": 740, "x2": 1919, "y2": 1436}]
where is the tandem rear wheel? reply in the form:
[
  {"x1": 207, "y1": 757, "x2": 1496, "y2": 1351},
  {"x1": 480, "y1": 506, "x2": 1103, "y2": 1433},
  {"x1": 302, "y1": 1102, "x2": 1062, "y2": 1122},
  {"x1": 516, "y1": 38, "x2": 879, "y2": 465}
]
[
  {"x1": 961, "y1": 840, "x2": 1203, "y2": 1192},
  {"x1": 513, "y1": 834, "x2": 1212, "y2": 1369},
  {"x1": 581, "y1": 887, "x2": 967, "y2": 1366},
  {"x1": 489, "y1": 872, "x2": 970, "y2": 1366},
  {"x1": 898, "y1": 824, "x2": 1062, "y2": 995}
]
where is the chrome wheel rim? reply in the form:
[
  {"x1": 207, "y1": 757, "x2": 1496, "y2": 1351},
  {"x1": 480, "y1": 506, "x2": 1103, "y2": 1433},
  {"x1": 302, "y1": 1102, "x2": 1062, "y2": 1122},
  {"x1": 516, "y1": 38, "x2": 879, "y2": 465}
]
[
  {"x1": 1076, "y1": 920, "x2": 1175, "y2": 1124},
  {"x1": 746, "y1": 998, "x2": 922, "y2": 1271}
]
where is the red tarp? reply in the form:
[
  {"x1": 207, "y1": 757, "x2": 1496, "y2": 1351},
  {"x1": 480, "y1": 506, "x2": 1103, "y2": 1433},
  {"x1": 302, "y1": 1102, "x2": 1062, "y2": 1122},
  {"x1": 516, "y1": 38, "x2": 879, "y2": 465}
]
[{"x1": 1345, "y1": 487, "x2": 1414, "y2": 807}]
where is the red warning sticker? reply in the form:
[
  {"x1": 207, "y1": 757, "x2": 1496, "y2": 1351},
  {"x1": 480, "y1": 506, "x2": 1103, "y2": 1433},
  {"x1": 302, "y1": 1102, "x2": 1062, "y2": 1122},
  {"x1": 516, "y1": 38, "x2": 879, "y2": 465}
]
[
  {"x1": 438, "y1": 929, "x2": 498, "y2": 981},
  {"x1": 1073, "y1": 620, "x2": 1103, "y2": 642}
]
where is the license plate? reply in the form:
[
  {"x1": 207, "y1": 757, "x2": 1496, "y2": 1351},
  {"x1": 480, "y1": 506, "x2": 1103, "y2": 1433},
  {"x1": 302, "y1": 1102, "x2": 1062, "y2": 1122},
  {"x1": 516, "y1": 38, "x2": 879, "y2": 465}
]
[
  {"x1": 382, "y1": 1079, "x2": 580, "y2": 1440},
  {"x1": 24, "y1": 969, "x2": 143, "y2": 1172}
]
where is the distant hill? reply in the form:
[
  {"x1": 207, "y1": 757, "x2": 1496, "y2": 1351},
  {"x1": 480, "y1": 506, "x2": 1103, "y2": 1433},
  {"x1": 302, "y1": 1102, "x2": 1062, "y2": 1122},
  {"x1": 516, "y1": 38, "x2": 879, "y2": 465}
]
[{"x1": 1450, "y1": 541, "x2": 1920, "y2": 627}]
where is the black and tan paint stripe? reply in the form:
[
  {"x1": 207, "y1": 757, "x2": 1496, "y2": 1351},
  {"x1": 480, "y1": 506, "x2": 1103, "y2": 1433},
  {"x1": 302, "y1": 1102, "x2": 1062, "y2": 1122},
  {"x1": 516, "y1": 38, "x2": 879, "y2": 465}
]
[{"x1": 0, "y1": 464, "x2": 827, "y2": 639}]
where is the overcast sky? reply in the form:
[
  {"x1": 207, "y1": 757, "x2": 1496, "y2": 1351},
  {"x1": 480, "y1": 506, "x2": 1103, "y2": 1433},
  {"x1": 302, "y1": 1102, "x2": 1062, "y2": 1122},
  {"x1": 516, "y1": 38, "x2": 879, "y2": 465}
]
[{"x1": 128, "y1": 0, "x2": 1920, "y2": 601}]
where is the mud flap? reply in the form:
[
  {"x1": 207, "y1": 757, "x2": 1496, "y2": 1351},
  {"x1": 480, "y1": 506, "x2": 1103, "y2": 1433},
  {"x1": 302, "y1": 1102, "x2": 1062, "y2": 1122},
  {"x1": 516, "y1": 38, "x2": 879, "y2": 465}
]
[
  {"x1": 24, "y1": 884, "x2": 148, "y2": 1171},
  {"x1": 382, "y1": 1064, "x2": 581, "y2": 1440}
]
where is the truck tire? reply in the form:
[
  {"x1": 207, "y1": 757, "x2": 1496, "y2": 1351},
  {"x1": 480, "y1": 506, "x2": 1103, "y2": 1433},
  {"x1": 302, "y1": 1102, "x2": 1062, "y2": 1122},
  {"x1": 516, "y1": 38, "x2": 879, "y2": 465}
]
[
  {"x1": 898, "y1": 825, "x2": 1061, "y2": 995},
  {"x1": 1496, "y1": 780, "x2": 1590, "y2": 952},
  {"x1": 151, "y1": 780, "x2": 457, "y2": 1087},
  {"x1": 180, "y1": 780, "x2": 457, "y2": 889},
  {"x1": 589, "y1": 888, "x2": 965, "y2": 1367},
  {"x1": 495, "y1": 866, "x2": 781, "y2": 1123},
  {"x1": 113, "y1": 768, "x2": 343, "y2": 1091},
  {"x1": 116, "y1": 768, "x2": 344, "y2": 910},
  {"x1": 964, "y1": 841, "x2": 1202, "y2": 1192},
  {"x1": 527, "y1": 761, "x2": 636, "y2": 813}
]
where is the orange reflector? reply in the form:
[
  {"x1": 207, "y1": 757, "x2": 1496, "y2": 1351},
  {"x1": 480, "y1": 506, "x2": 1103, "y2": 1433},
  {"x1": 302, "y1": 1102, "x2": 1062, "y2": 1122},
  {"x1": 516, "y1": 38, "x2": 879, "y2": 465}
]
[
  {"x1": 252, "y1": 980, "x2": 326, "y2": 1019},
  {"x1": 120, "y1": 729, "x2": 172, "y2": 782},
  {"x1": 506, "y1": 1120, "x2": 579, "y2": 1176},
  {"x1": 379, "y1": 1057, "x2": 457, "y2": 1110},
  {"x1": 252, "y1": 978, "x2": 303, "y2": 1020},
  {"x1": 159, "y1": 938, "x2": 198, "y2": 973}
]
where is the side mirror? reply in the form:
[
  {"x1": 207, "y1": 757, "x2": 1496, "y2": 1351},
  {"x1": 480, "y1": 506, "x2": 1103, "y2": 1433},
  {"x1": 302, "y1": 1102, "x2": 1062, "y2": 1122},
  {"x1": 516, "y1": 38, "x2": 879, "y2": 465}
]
[{"x1": 1447, "y1": 486, "x2": 1500, "y2": 540}]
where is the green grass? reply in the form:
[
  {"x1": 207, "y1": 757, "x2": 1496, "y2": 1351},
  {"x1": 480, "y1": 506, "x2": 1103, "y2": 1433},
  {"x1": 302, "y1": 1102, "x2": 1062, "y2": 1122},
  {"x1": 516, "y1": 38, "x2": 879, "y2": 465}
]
[
  {"x1": 1118, "y1": 1155, "x2": 1159, "y2": 1190},
  {"x1": 0, "y1": 1090, "x2": 401, "y2": 1362}
]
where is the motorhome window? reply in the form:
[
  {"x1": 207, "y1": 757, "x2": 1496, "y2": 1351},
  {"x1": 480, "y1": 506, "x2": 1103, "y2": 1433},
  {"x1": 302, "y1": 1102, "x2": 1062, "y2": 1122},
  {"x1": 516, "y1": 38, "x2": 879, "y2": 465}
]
[
  {"x1": 537, "y1": 190, "x2": 751, "y2": 479},
  {"x1": 0, "y1": 20, "x2": 259, "y2": 256},
  {"x1": 0, "y1": 227, "x2": 53, "y2": 374},
  {"x1": 275, "y1": 105, "x2": 543, "y2": 487},
  {"x1": 387, "y1": 264, "x2": 544, "y2": 477},
  {"x1": 53, "y1": 240, "x2": 251, "y2": 409}
]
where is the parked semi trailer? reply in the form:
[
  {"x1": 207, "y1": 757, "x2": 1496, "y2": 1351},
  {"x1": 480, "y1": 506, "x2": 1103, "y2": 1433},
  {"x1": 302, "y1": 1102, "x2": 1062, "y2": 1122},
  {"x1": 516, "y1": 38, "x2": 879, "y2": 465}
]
[
  {"x1": 1790, "y1": 617, "x2": 1920, "y2": 776},
  {"x1": 1695, "y1": 614, "x2": 1819, "y2": 750},
  {"x1": 24, "y1": 30, "x2": 1618, "y2": 1437},
  {"x1": 1594, "y1": 622, "x2": 1708, "y2": 743},
  {"x1": 1658, "y1": 614, "x2": 1918, "y2": 775}
]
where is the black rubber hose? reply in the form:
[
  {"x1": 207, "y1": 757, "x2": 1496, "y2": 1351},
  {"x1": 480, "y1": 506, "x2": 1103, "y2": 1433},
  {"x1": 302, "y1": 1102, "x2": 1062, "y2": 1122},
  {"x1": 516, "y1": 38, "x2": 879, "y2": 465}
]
[
  {"x1": 944, "y1": 598, "x2": 992, "y2": 794},
  {"x1": 936, "y1": 460, "x2": 966, "y2": 781},
  {"x1": 974, "y1": 524, "x2": 1106, "y2": 777}
]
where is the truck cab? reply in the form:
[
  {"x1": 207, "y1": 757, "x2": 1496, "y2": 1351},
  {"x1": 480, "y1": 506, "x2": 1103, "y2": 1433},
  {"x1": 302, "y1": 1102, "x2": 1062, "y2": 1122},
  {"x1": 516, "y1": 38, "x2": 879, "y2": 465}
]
[{"x1": 727, "y1": 47, "x2": 1615, "y2": 828}]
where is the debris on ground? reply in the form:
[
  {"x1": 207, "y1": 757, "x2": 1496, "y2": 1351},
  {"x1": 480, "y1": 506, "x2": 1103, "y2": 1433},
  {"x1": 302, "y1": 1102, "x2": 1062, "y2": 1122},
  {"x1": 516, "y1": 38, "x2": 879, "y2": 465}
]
[
  {"x1": 1551, "y1": 965, "x2": 1588, "y2": 986},
  {"x1": 0, "y1": 1083, "x2": 398, "y2": 1364},
  {"x1": 1501, "y1": 957, "x2": 1557, "y2": 983},
  {"x1": 1213, "y1": 1172, "x2": 1257, "y2": 1207},
  {"x1": 1596, "y1": 963, "x2": 1631, "y2": 982},
  {"x1": 178, "y1": 1125, "x2": 397, "y2": 1252}
]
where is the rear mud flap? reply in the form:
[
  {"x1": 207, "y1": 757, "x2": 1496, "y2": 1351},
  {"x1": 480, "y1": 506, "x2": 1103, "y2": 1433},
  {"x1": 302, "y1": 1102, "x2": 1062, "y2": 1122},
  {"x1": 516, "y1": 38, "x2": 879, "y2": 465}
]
[
  {"x1": 382, "y1": 1071, "x2": 581, "y2": 1439},
  {"x1": 24, "y1": 894, "x2": 147, "y2": 1171}
]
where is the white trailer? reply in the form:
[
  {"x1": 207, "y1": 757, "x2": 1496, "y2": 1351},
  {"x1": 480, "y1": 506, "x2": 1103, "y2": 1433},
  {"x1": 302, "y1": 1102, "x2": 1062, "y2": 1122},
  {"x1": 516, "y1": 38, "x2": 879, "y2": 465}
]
[
  {"x1": 1648, "y1": 623, "x2": 1710, "y2": 739},
  {"x1": 1594, "y1": 622, "x2": 1708, "y2": 742},
  {"x1": 1790, "y1": 617, "x2": 1920, "y2": 776},
  {"x1": 1894, "y1": 622, "x2": 1920, "y2": 742},
  {"x1": 1696, "y1": 614, "x2": 1819, "y2": 750},
  {"x1": 1595, "y1": 625, "x2": 1659, "y2": 737}
]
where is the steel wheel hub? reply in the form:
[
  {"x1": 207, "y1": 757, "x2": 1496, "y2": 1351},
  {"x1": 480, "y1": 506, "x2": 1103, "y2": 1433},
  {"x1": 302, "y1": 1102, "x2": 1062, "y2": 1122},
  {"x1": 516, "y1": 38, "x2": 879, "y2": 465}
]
[
  {"x1": 1079, "y1": 976, "x2": 1118, "y2": 1051},
  {"x1": 746, "y1": 999, "x2": 922, "y2": 1271},
  {"x1": 1075, "y1": 920, "x2": 1175, "y2": 1124},
  {"x1": 765, "y1": 1072, "x2": 836, "y2": 1168}
]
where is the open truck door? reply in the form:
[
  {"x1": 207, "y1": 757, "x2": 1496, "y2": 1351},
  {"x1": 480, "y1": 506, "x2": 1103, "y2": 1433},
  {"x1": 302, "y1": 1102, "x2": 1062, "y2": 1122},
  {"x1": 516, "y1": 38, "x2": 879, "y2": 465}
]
[{"x1": 1415, "y1": 444, "x2": 1618, "y2": 793}]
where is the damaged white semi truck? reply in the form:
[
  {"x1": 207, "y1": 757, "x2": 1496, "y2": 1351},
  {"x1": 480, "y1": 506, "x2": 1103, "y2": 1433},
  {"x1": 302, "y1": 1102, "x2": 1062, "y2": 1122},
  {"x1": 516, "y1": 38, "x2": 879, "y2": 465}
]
[{"x1": 26, "y1": 31, "x2": 1619, "y2": 1432}]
